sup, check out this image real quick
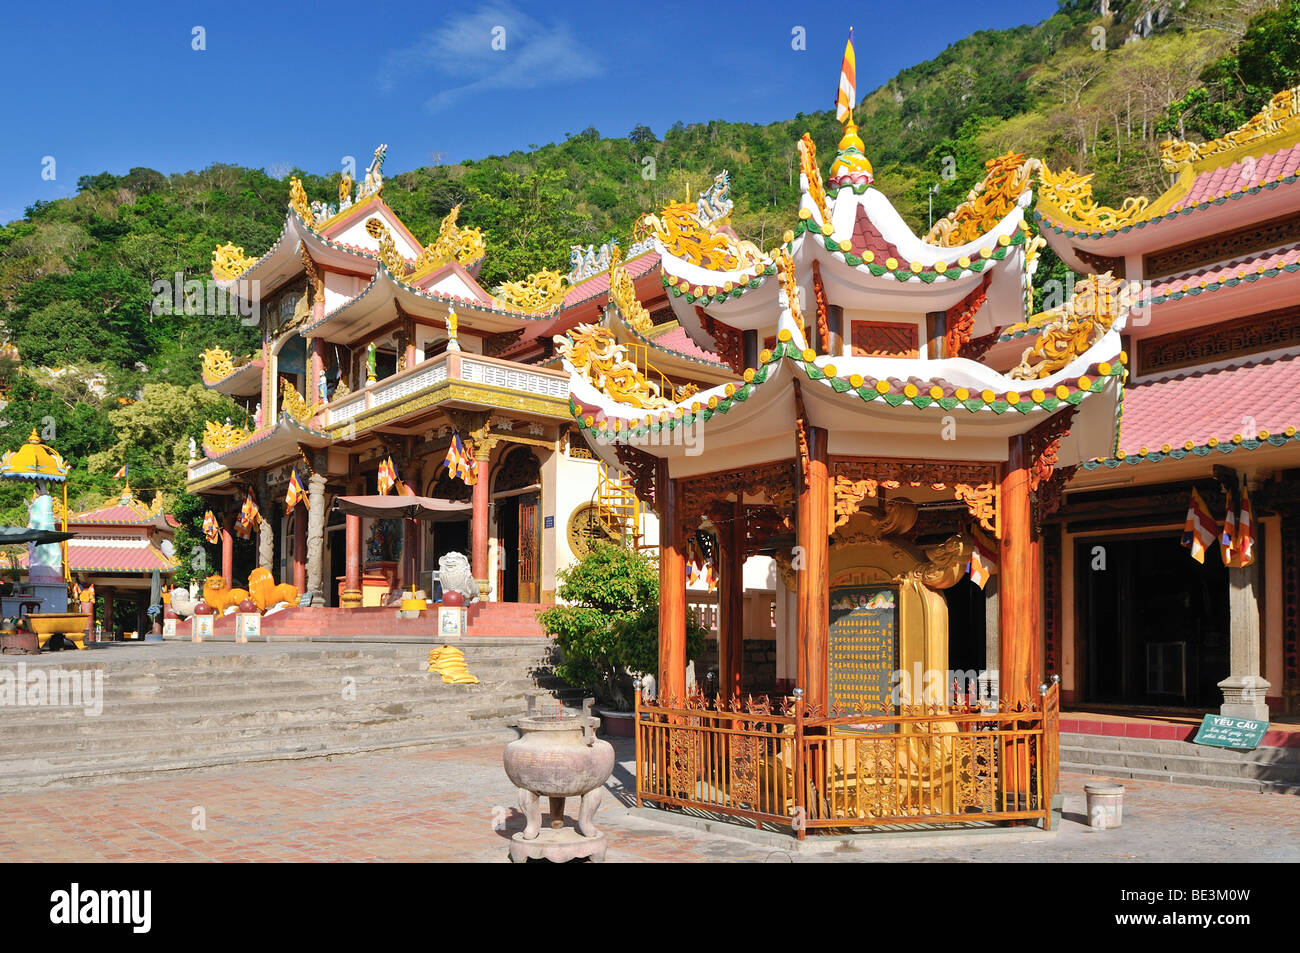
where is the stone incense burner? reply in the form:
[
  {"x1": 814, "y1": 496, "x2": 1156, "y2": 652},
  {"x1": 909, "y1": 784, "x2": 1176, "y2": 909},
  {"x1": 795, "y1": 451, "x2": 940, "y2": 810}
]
[{"x1": 503, "y1": 696, "x2": 615, "y2": 863}]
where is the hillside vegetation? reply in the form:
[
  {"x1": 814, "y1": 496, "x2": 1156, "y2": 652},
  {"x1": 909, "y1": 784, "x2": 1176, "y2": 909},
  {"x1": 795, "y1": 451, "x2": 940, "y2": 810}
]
[{"x1": 0, "y1": 0, "x2": 1295, "y2": 527}]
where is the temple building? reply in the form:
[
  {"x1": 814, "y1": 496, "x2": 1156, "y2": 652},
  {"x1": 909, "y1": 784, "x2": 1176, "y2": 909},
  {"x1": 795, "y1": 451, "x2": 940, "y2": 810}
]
[
  {"x1": 561, "y1": 105, "x2": 1134, "y2": 828},
  {"x1": 188, "y1": 148, "x2": 735, "y2": 617},
  {"x1": 1029, "y1": 85, "x2": 1300, "y2": 718}
]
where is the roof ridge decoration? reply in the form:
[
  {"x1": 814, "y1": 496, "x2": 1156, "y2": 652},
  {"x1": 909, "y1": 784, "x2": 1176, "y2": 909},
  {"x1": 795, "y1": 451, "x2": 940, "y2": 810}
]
[
  {"x1": 1035, "y1": 163, "x2": 1151, "y2": 232},
  {"x1": 828, "y1": 122, "x2": 873, "y2": 192},
  {"x1": 567, "y1": 237, "x2": 655, "y2": 284},
  {"x1": 365, "y1": 218, "x2": 414, "y2": 278},
  {"x1": 279, "y1": 378, "x2": 313, "y2": 424},
  {"x1": 212, "y1": 243, "x2": 255, "y2": 282},
  {"x1": 411, "y1": 205, "x2": 486, "y2": 276},
  {"x1": 556, "y1": 324, "x2": 677, "y2": 410},
  {"x1": 203, "y1": 419, "x2": 250, "y2": 455},
  {"x1": 493, "y1": 269, "x2": 568, "y2": 313},
  {"x1": 307, "y1": 145, "x2": 388, "y2": 227},
  {"x1": 289, "y1": 177, "x2": 315, "y2": 228},
  {"x1": 1161, "y1": 85, "x2": 1300, "y2": 172},
  {"x1": 1010, "y1": 271, "x2": 1137, "y2": 380},
  {"x1": 926, "y1": 153, "x2": 1041, "y2": 247},
  {"x1": 607, "y1": 245, "x2": 652, "y2": 334},
  {"x1": 201, "y1": 347, "x2": 236, "y2": 382},
  {"x1": 636, "y1": 190, "x2": 767, "y2": 273},
  {"x1": 798, "y1": 133, "x2": 832, "y2": 228}
]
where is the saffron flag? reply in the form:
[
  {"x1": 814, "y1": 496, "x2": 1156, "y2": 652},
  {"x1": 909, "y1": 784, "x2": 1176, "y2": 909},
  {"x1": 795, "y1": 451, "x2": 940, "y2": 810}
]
[
  {"x1": 835, "y1": 28, "x2": 856, "y2": 123},
  {"x1": 202, "y1": 509, "x2": 220, "y2": 544},
  {"x1": 1220, "y1": 495, "x2": 1238, "y2": 566},
  {"x1": 285, "y1": 469, "x2": 305, "y2": 509},
  {"x1": 443, "y1": 432, "x2": 476, "y2": 485},
  {"x1": 113, "y1": 463, "x2": 128, "y2": 480},
  {"x1": 1236, "y1": 483, "x2": 1255, "y2": 566},
  {"x1": 967, "y1": 530, "x2": 998, "y2": 589},
  {"x1": 1181, "y1": 488, "x2": 1217, "y2": 564},
  {"x1": 235, "y1": 492, "x2": 260, "y2": 539},
  {"x1": 377, "y1": 456, "x2": 397, "y2": 496}
]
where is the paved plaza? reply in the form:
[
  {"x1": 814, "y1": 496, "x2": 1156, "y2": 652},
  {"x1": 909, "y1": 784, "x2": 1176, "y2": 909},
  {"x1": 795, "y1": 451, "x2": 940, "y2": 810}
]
[{"x1": 2, "y1": 738, "x2": 1297, "y2": 863}]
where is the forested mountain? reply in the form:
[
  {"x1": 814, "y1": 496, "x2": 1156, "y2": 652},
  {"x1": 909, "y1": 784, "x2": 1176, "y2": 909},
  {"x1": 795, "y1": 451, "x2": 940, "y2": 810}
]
[{"x1": 0, "y1": 0, "x2": 1295, "y2": 525}]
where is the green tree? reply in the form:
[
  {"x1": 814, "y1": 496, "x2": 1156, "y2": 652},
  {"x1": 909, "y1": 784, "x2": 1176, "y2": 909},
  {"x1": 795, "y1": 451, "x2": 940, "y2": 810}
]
[{"x1": 537, "y1": 542, "x2": 706, "y2": 710}]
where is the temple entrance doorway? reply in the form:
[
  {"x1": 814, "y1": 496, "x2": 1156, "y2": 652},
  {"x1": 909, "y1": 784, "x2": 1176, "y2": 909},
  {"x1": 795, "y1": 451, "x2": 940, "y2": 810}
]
[
  {"x1": 942, "y1": 576, "x2": 987, "y2": 688},
  {"x1": 1076, "y1": 533, "x2": 1229, "y2": 709},
  {"x1": 493, "y1": 447, "x2": 541, "y2": 604}
]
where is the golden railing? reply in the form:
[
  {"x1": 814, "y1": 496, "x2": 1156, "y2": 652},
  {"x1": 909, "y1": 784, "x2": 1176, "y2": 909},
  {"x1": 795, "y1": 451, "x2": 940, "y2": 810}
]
[
  {"x1": 622, "y1": 340, "x2": 678, "y2": 404},
  {"x1": 595, "y1": 461, "x2": 652, "y2": 550},
  {"x1": 634, "y1": 681, "x2": 1060, "y2": 838}
]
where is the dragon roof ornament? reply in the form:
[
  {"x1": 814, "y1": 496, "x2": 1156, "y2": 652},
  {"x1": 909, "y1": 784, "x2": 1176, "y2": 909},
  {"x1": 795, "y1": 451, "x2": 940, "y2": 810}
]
[
  {"x1": 636, "y1": 200, "x2": 766, "y2": 273},
  {"x1": 203, "y1": 420, "x2": 250, "y2": 454},
  {"x1": 555, "y1": 323, "x2": 677, "y2": 410},
  {"x1": 289, "y1": 177, "x2": 315, "y2": 227},
  {"x1": 607, "y1": 246, "x2": 652, "y2": 334},
  {"x1": 492, "y1": 269, "x2": 568, "y2": 313},
  {"x1": 798, "y1": 133, "x2": 832, "y2": 226},
  {"x1": 365, "y1": 218, "x2": 413, "y2": 278},
  {"x1": 1035, "y1": 163, "x2": 1151, "y2": 232},
  {"x1": 412, "y1": 205, "x2": 486, "y2": 274},
  {"x1": 1010, "y1": 271, "x2": 1138, "y2": 380},
  {"x1": 211, "y1": 243, "x2": 255, "y2": 281},
  {"x1": 1160, "y1": 85, "x2": 1300, "y2": 173},
  {"x1": 926, "y1": 153, "x2": 1040, "y2": 247},
  {"x1": 201, "y1": 347, "x2": 237, "y2": 381}
]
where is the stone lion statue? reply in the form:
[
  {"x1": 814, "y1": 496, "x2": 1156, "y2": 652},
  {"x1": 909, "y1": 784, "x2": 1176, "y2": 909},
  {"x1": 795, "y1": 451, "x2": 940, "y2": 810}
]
[{"x1": 438, "y1": 551, "x2": 478, "y2": 602}]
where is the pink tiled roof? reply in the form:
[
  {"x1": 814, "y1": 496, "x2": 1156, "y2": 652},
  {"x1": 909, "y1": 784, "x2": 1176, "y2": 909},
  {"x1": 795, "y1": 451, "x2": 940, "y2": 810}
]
[
  {"x1": 72, "y1": 503, "x2": 163, "y2": 525},
  {"x1": 561, "y1": 252, "x2": 661, "y2": 309},
  {"x1": 651, "y1": 326, "x2": 724, "y2": 364},
  {"x1": 851, "y1": 206, "x2": 903, "y2": 262},
  {"x1": 1150, "y1": 241, "x2": 1300, "y2": 299},
  {"x1": 1175, "y1": 143, "x2": 1300, "y2": 210},
  {"x1": 1118, "y1": 353, "x2": 1300, "y2": 456},
  {"x1": 20, "y1": 538, "x2": 176, "y2": 574}
]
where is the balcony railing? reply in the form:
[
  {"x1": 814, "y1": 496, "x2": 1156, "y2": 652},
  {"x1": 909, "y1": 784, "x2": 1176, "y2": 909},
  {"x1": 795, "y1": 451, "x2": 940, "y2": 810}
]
[
  {"x1": 634, "y1": 681, "x2": 1059, "y2": 838},
  {"x1": 321, "y1": 351, "x2": 568, "y2": 431}
]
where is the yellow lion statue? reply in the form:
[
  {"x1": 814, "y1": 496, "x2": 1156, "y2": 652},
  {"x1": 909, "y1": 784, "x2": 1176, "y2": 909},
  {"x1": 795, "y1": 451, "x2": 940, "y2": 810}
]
[
  {"x1": 247, "y1": 568, "x2": 299, "y2": 611},
  {"x1": 202, "y1": 574, "x2": 249, "y2": 614}
]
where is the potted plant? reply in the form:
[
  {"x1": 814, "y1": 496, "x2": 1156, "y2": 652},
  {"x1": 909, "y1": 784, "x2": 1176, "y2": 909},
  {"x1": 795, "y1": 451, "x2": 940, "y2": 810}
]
[{"x1": 538, "y1": 542, "x2": 706, "y2": 735}]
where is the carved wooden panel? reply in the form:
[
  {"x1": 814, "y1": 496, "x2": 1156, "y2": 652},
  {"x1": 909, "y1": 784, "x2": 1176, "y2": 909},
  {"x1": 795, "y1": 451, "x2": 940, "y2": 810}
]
[
  {"x1": 1284, "y1": 514, "x2": 1299, "y2": 703},
  {"x1": 1043, "y1": 523, "x2": 1062, "y2": 678},
  {"x1": 1137, "y1": 305, "x2": 1300, "y2": 375},
  {"x1": 851, "y1": 320, "x2": 919, "y2": 359},
  {"x1": 1143, "y1": 211, "x2": 1300, "y2": 279},
  {"x1": 1073, "y1": 248, "x2": 1125, "y2": 277}
]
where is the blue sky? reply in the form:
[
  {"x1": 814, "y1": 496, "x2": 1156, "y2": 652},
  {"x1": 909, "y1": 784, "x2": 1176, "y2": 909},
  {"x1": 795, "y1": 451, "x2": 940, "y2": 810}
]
[{"x1": 1, "y1": 0, "x2": 1061, "y2": 224}]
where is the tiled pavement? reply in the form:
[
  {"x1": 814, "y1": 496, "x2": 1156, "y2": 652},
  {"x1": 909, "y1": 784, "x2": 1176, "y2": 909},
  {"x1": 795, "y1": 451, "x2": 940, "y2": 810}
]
[{"x1": 2, "y1": 738, "x2": 1298, "y2": 863}]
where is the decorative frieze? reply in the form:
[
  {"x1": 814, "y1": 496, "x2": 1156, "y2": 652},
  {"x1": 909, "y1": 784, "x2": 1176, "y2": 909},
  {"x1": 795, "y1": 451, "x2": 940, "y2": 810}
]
[{"x1": 1137, "y1": 305, "x2": 1300, "y2": 374}]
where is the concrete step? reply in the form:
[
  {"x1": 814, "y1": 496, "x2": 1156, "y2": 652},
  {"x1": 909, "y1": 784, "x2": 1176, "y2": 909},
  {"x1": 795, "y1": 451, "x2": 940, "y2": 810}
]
[{"x1": 1061, "y1": 731, "x2": 1300, "y2": 794}]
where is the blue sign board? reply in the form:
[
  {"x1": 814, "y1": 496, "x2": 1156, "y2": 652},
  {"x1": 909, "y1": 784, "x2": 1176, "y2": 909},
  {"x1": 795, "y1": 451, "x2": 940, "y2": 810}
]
[{"x1": 543, "y1": 515, "x2": 554, "y2": 529}]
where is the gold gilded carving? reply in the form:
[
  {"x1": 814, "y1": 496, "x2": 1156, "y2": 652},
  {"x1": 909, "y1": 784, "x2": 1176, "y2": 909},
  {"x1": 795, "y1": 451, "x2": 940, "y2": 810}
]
[
  {"x1": 926, "y1": 153, "x2": 1041, "y2": 247},
  {"x1": 901, "y1": 535, "x2": 971, "y2": 590},
  {"x1": 1160, "y1": 85, "x2": 1300, "y2": 172},
  {"x1": 300, "y1": 247, "x2": 323, "y2": 303},
  {"x1": 833, "y1": 457, "x2": 1000, "y2": 538},
  {"x1": 339, "y1": 172, "x2": 354, "y2": 207},
  {"x1": 774, "y1": 247, "x2": 806, "y2": 340},
  {"x1": 555, "y1": 323, "x2": 675, "y2": 409},
  {"x1": 201, "y1": 347, "x2": 235, "y2": 381},
  {"x1": 954, "y1": 483, "x2": 999, "y2": 538},
  {"x1": 413, "y1": 205, "x2": 487, "y2": 274},
  {"x1": 1035, "y1": 164, "x2": 1150, "y2": 231},
  {"x1": 798, "y1": 133, "x2": 832, "y2": 226},
  {"x1": 289, "y1": 177, "x2": 315, "y2": 226},
  {"x1": 493, "y1": 269, "x2": 567, "y2": 313},
  {"x1": 678, "y1": 461, "x2": 797, "y2": 532},
  {"x1": 203, "y1": 420, "x2": 250, "y2": 454},
  {"x1": 1010, "y1": 272, "x2": 1137, "y2": 380},
  {"x1": 365, "y1": 218, "x2": 412, "y2": 278},
  {"x1": 211, "y1": 243, "x2": 255, "y2": 281},
  {"x1": 608, "y1": 246, "x2": 652, "y2": 334},
  {"x1": 279, "y1": 377, "x2": 312, "y2": 424},
  {"x1": 635, "y1": 203, "x2": 765, "y2": 272}
]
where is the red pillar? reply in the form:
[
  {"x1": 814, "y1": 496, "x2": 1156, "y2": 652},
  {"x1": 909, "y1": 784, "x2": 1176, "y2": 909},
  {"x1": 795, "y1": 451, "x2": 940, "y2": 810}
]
[
  {"x1": 718, "y1": 499, "x2": 745, "y2": 699},
  {"x1": 658, "y1": 458, "x2": 687, "y2": 703},
  {"x1": 342, "y1": 513, "x2": 362, "y2": 608},
  {"x1": 220, "y1": 516, "x2": 233, "y2": 586},
  {"x1": 797, "y1": 429, "x2": 830, "y2": 711},
  {"x1": 999, "y1": 433, "x2": 1038, "y2": 708},
  {"x1": 293, "y1": 509, "x2": 307, "y2": 594},
  {"x1": 471, "y1": 448, "x2": 491, "y2": 600}
]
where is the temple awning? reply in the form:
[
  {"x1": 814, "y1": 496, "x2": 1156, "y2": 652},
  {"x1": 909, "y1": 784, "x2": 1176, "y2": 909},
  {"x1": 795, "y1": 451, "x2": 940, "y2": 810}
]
[
  {"x1": 1082, "y1": 352, "x2": 1300, "y2": 469},
  {"x1": 203, "y1": 416, "x2": 332, "y2": 469},
  {"x1": 334, "y1": 495, "x2": 472, "y2": 520}
]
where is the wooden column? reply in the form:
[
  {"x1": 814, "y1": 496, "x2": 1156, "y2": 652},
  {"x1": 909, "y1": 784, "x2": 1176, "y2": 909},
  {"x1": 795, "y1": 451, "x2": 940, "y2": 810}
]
[
  {"x1": 220, "y1": 515, "x2": 234, "y2": 586},
  {"x1": 471, "y1": 447, "x2": 492, "y2": 601},
  {"x1": 292, "y1": 508, "x2": 307, "y2": 595},
  {"x1": 718, "y1": 499, "x2": 745, "y2": 699},
  {"x1": 827, "y1": 304, "x2": 844, "y2": 357},
  {"x1": 797, "y1": 429, "x2": 830, "y2": 710},
  {"x1": 999, "y1": 433, "x2": 1037, "y2": 708},
  {"x1": 658, "y1": 458, "x2": 687, "y2": 702},
  {"x1": 342, "y1": 513, "x2": 362, "y2": 608}
]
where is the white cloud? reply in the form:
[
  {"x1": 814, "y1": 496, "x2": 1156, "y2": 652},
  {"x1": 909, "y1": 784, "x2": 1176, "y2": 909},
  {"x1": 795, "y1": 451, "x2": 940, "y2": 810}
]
[{"x1": 377, "y1": 4, "x2": 603, "y2": 111}]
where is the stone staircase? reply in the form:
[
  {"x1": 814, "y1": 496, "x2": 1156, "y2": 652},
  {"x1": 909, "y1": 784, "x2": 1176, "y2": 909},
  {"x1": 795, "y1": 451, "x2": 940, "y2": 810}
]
[
  {"x1": 0, "y1": 638, "x2": 573, "y2": 792},
  {"x1": 202, "y1": 601, "x2": 549, "y2": 640},
  {"x1": 1061, "y1": 732, "x2": 1300, "y2": 794}
]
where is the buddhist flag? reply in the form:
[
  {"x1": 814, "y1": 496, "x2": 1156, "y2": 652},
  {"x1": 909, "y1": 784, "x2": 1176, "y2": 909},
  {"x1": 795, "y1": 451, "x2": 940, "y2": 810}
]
[
  {"x1": 835, "y1": 28, "x2": 856, "y2": 123},
  {"x1": 1220, "y1": 496, "x2": 1238, "y2": 566},
  {"x1": 235, "y1": 492, "x2": 260, "y2": 538},
  {"x1": 114, "y1": 463, "x2": 128, "y2": 480},
  {"x1": 377, "y1": 457, "x2": 397, "y2": 496},
  {"x1": 1237, "y1": 483, "x2": 1255, "y2": 566},
  {"x1": 202, "y1": 509, "x2": 220, "y2": 544},
  {"x1": 443, "y1": 432, "x2": 476, "y2": 485},
  {"x1": 968, "y1": 530, "x2": 997, "y2": 589},
  {"x1": 1181, "y1": 488, "x2": 1217, "y2": 564},
  {"x1": 285, "y1": 468, "x2": 305, "y2": 509}
]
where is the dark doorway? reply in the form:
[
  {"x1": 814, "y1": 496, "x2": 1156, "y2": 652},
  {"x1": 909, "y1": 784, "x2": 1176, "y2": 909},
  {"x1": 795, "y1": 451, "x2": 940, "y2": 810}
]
[
  {"x1": 497, "y1": 497, "x2": 519, "y2": 603},
  {"x1": 327, "y1": 528, "x2": 345, "y2": 607},
  {"x1": 431, "y1": 520, "x2": 469, "y2": 566},
  {"x1": 943, "y1": 576, "x2": 987, "y2": 676},
  {"x1": 1077, "y1": 534, "x2": 1229, "y2": 708}
]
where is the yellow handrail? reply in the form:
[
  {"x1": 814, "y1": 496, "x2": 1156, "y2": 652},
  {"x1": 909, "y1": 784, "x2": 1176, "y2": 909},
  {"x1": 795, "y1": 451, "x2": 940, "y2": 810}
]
[{"x1": 595, "y1": 462, "x2": 654, "y2": 551}]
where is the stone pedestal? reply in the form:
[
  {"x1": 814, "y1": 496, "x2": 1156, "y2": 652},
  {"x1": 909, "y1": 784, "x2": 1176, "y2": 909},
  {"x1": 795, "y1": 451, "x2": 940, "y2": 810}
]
[{"x1": 509, "y1": 828, "x2": 606, "y2": 863}]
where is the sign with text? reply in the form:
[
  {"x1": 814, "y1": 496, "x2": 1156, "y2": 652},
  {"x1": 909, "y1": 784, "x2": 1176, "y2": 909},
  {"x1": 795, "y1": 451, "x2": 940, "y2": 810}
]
[
  {"x1": 1193, "y1": 714, "x2": 1268, "y2": 750},
  {"x1": 827, "y1": 585, "x2": 898, "y2": 727}
]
